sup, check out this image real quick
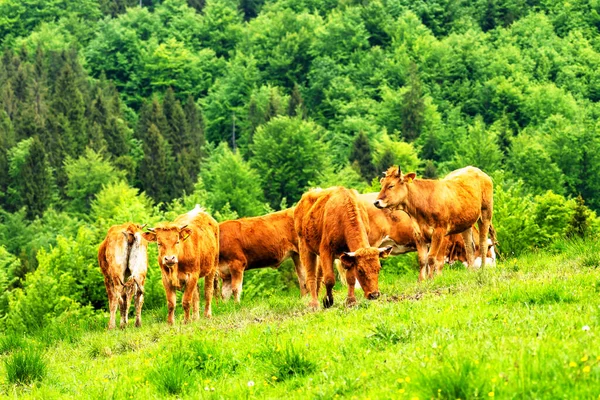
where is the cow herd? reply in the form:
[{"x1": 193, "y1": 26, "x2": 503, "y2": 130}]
[{"x1": 98, "y1": 166, "x2": 496, "y2": 329}]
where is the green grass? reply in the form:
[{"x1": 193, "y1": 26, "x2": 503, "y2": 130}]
[
  {"x1": 1, "y1": 239, "x2": 600, "y2": 398},
  {"x1": 4, "y1": 348, "x2": 46, "y2": 386}
]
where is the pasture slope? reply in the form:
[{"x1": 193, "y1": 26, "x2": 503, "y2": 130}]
[{"x1": 1, "y1": 240, "x2": 600, "y2": 399}]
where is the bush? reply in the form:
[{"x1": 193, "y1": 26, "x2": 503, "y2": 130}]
[
  {"x1": 270, "y1": 342, "x2": 316, "y2": 381},
  {"x1": 150, "y1": 352, "x2": 194, "y2": 396},
  {"x1": 5, "y1": 348, "x2": 47, "y2": 385}
]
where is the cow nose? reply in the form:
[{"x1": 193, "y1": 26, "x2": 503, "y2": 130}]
[
  {"x1": 368, "y1": 291, "x2": 381, "y2": 300},
  {"x1": 163, "y1": 255, "x2": 177, "y2": 265},
  {"x1": 373, "y1": 200, "x2": 383, "y2": 209}
]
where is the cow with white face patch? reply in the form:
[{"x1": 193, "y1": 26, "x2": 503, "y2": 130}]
[{"x1": 98, "y1": 223, "x2": 149, "y2": 329}]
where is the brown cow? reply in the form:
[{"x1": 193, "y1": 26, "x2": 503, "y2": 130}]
[
  {"x1": 338, "y1": 193, "x2": 491, "y2": 284},
  {"x1": 98, "y1": 223, "x2": 148, "y2": 330},
  {"x1": 295, "y1": 187, "x2": 392, "y2": 310},
  {"x1": 219, "y1": 207, "x2": 305, "y2": 302},
  {"x1": 143, "y1": 205, "x2": 219, "y2": 324},
  {"x1": 374, "y1": 166, "x2": 494, "y2": 278}
]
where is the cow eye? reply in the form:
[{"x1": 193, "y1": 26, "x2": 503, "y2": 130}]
[
  {"x1": 388, "y1": 185, "x2": 395, "y2": 189},
  {"x1": 176, "y1": 240, "x2": 180, "y2": 245},
  {"x1": 157, "y1": 243, "x2": 162, "y2": 247}
]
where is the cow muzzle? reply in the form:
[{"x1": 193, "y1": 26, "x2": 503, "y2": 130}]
[
  {"x1": 163, "y1": 255, "x2": 178, "y2": 266},
  {"x1": 367, "y1": 291, "x2": 381, "y2": 300},
  {"x1": 373, "y1": 200, "x2": 385, "y2": 209}
]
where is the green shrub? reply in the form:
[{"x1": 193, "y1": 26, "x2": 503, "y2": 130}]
[
  {"x1": 5, "y1": 348, "x2": 47, "y2": 385},
  {"x1": 150, "y1": 352, "x2": 194, "y2": 396},
  {"x1": 0, "y1": 334, "x2": 24, "y2": 355},
  {"x1": 417, "y1": 357, "x2": 488, "y2": 399},
  {"x1": 270, "y1": 342, "x2": 316, "y2": 381},
  {"x1": 366, "y1": 321, "x2": 413, "y2": 347}
]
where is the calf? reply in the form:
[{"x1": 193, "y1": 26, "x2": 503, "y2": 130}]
[
  {"x1": 375, "y1": 166, "x2": 493, "y2": 277},
  {"x1": 295, "y1": 187, "x2": 392, "y2": 309},
  {"x1": 143, "y1": 205, "x2": 219, "y2": 324},
  {"x1": 219, "y1": 207, "x2": 305, "y2": 302},
  {"x1": 98, "y1": 223, "x2": 148, "y2": 329}
]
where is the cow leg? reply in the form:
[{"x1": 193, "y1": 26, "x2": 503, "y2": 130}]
[
  {"x1": 319, "y1": 250, "x2": 335, "y2": 308},
  {"x1": 478, "y1": 210, "x2": 493, "y2": 269},
  {"x1": 119, "y1": 289, "x2": 131, "y2": 329},
  {"x1": 191, "y1": 284, "x2": 200, "y2": 321},
  {"x1": 229, "y1": 261, "x2": 245, "y2": 303},
  {"x1": 204, "y1": 272, "x2": 216, "y2": 318},
  {"x1": 291, "y1": 253, "x2": 307, "y2": 296},
  {"x1": 461, "y1": 227, "x2": 476, "y2": 269},
  {"x1": 105, "y1": 278, "x2": 119, "y2": 330},
  {"x1": 416, "y1": 239, "x2": 429, "y2": 282},
  {"x1": 134, "y1": 282, "x2": 145, "y2": 328},
  {"x1": 427, "y1": 229, "x2": 446, "y2": 279},
  {"x1": 182, "y1": 276, "x2": 199, "y2": 324},
  {"x1": 163, "y1": 278, "x2": 177, "y2": 325},
  {"x1": 345, "y1": 268, "x2": 358, "y2": 307},
  {"x1": 316, "y1": 261, "x2": 324, "y2": 296},
  {"x1": 300, "y1": 243, "x2": 319, "y2": 310},
  {"x1": 434, "y1": 237, "x2": 449, "y2": 277}
]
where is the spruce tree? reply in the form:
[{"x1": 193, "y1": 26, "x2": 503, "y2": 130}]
[
  {"x1": 349, "y1": 132, "x2": 377, "y2": 181},
  {"x1": 377, "y1": 148, "x2": 396, "y2": 174},
  {"x1": 288, "y1": 84, "x2": 307, "y2": 119},
  {"x1": 138, "y1": 123, "x2": 173, "y2": 204},
  {"x1": 19, "y1": 136, "x2": 52, "y2": 219},
  {"x1": 422, "y1": 160, "x2": 438, "y2": 179},
  {"x1": 184, "y1": 95, "x2": 206, "y2": 160},
  {"x1": 401, "y1": 62, "x2": 425, "y2": 141},
  {"x1": 52, "y1": 63, "x2": 87, "y2": 155},
  {"x1": 567, "y1": 195, "x2": 589, "y2": 238}
]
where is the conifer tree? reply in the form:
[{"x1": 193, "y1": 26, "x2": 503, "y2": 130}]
[
  {"x1": 288, "y1": 84, "x2": 307, "y2": 119},
  {"x1": 138, "y1": 123, "x2": 173, "y2": 204},
  {"x1": 401, "y1": 62, "x2": 425, "y2": 141},
  {"x1": 19, "y1": 136, "x2": 52, "y2": 219},
  {"x1": 376, "y1": 148, "x2": 396, "y2": 174},
  {"x1": 349, "y1": 132, "x2": 377, "y2": 181},
  {"x1": 52, "y1": 63, "x2": 87, "y2": 155},
  {"x1": 184, "y1": 95, "x2": 206, "y2": 160}
]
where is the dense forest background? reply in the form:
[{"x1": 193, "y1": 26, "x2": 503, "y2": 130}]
[{"x1": 1, "y1": 0, "x2": 600, "y2": 333}]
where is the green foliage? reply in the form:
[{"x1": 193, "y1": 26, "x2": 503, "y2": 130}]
[
  {"x1": 200, "y1": 142, "x2": 265, "y2": 217},
  {"x1": 4, "y1": 348, "x2": 47, "y2": 386},
  {"x1": 64, "y1": 149, "x2": 123, "y2": 213},
  {"x1": 90, "y1": 181, "x2": 154, "y2": 232},
  {"x1": 251, "y1": 116, "x2": 328, "y2": 207},
  {"x1": 349, "y1": 131, "x2": 376, "y2": 182},
  {"x1": 269, "y1": 342, "x2": 316, "y2": 381}
]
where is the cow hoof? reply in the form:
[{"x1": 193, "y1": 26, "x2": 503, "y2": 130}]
[
  {"x1": 345, "y1": 297, "x2": 357, "y2": 307},
  {"x1": 323, "y1": 296, "x2": 334, "y2": 309},
  {"x1": 309, "y1": 300, "x2": 319, "y2": 310}
]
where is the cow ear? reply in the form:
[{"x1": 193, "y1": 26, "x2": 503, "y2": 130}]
[
  {"x1": 378, "y1": 246, "x2": 393, "y2": 259},
  {"x1": 179, "y1": 227, "x2": 192, "y2": 241},
  {"x1": 340, "y1": 252, "x2": 357, "y2": 270},
  {"x1": 404, "y1": 172, "x2": 416, "y2": 183},
  {"x1": 142, "y1": 232, "x2": 156, "y2": 242}
]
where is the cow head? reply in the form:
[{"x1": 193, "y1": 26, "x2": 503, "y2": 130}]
[
  {"x1": 339, "y1": 246, "x2": 393, "y2": 299},
  {"x1": 374, "y1": 167, "x2": 416, "y2": 210},
  {"x1": 142, "y1": 224, "x2": 192, "y2": 287}
]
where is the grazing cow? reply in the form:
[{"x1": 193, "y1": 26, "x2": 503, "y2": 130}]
[
  {"x1": 98, "y1": 223, "x2": 148, "y2": 330},
  {"x1": 295, "y1": 187, "x2": 392, "y2": 309},
  {"x1": 143, "y1": 205, "x2": 219, "y2": 324},
  {"x1": 374, "y1": 166, "x2": 494, "y2": 278},
  {"x1": 218, "y1": 207, "x2": 306, "y2": 302}
]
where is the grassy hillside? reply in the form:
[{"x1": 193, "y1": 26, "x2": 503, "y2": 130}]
[{"x1": 1, "y1": 240, "x2": 600, "y2": 399}]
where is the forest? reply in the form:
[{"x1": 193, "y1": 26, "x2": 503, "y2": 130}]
[{"x1": 1, "y1": 0, "x2": 600, "y2": 340}]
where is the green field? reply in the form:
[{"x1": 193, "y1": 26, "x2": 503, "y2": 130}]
[{"x1": 1, "y1": 239, "x2": 599, "y2": 399}]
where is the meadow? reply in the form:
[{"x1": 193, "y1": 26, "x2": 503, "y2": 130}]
[{"x1": 1, "y1": 239, "x2": 599, "y2": 399}]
